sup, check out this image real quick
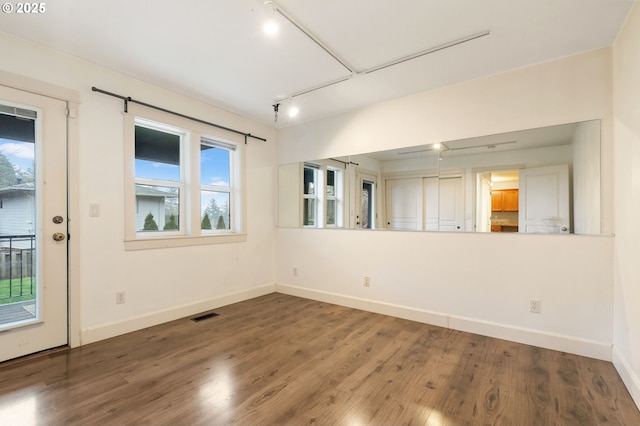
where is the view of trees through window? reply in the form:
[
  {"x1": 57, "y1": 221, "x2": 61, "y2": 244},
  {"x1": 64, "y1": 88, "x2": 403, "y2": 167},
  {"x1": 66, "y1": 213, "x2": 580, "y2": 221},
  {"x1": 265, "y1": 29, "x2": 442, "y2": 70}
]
[
  {"x1": 0, "y1": 145, "x2": 34, "y2": 188},
  {"x1": 133, "y1": 121, "x2": 236, "y2": 236},
  {"x1": 0, "y1": 110, "x2": 37, "y2": 308}
]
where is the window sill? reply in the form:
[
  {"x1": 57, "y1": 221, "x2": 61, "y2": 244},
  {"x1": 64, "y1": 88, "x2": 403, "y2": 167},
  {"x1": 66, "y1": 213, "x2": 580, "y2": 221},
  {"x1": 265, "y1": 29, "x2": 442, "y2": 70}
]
[{"x1": 124, "y1": 233, "x2": 247, "y2": 251}]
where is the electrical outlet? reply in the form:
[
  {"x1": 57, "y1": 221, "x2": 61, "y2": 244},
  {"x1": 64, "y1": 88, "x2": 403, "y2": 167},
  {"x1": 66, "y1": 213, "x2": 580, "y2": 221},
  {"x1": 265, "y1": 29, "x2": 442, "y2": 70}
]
[
  {"x1": 364, "y1": 276, "x2": 371, "y2": 287},
  {"x1": 293, "y1": 267, "x2": 298, "y2": 277},
  {"x1": 530, "y1": 299, "x2": 541, "y2": 313},
  {"x1": 116, "y1": 291, "x2": 126, "y2": 305}
]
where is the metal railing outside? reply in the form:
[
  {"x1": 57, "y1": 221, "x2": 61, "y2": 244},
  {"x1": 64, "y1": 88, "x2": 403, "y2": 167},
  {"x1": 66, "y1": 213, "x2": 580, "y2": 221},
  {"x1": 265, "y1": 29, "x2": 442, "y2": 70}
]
[{"x1": 0, "y1": 234, "x2": 36, "y2": 300}]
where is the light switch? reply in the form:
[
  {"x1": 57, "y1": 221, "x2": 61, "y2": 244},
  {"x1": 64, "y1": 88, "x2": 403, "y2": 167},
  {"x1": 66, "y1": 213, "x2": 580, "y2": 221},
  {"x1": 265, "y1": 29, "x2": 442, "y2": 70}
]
[{"x1": 89, "y1": 203, "x2": 100, "y2": 217}]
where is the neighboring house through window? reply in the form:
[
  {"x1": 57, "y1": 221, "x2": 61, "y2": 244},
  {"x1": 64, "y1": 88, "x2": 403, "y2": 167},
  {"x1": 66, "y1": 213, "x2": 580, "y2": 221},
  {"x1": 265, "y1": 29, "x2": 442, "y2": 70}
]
[{"x1": 124, "y1": 105, "x2": 245, "y2": 250}]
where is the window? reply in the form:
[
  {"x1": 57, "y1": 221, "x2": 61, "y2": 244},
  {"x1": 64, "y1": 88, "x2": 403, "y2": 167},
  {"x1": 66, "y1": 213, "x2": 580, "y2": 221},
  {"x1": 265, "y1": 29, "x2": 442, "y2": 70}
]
[
  {"x1": 303, "y1": 165, "x2": 317, "y2": 227},
  {"x1": 124, "y1": 105, "x2": 245, "y2": 250},
  {"x1": 200, "y1": 139, "x2": 236, "y2": 232},
  {"x1": 302, "y1": 163, "x2": 343, "y2": 228},
  {"x1": 325, "y1": 167, "x2": 343, "y2": 227},
  {"x1": 134, "y1": 122, "x2": 183, "y2": 233}
]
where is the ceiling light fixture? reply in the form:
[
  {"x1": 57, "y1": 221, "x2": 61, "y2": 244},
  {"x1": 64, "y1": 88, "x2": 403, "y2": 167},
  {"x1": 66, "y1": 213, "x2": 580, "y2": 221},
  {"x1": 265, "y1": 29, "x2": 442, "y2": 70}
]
[
  {"x1": 263, "y1": 1, "x2": 279, "y2": 35},
  {"x1": 288, "y1": 102, "x2": 299, "y2": 118}
]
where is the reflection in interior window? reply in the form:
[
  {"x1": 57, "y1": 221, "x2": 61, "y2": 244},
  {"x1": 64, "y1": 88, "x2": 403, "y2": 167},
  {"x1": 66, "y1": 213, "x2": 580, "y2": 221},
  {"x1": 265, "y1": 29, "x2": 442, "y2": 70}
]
[
  {"x1": 303, "y1": 165, "x2": 317, "y2": 226},
  {"x1": 361, "y1": 180, "x2": 374, "y2": 229}
]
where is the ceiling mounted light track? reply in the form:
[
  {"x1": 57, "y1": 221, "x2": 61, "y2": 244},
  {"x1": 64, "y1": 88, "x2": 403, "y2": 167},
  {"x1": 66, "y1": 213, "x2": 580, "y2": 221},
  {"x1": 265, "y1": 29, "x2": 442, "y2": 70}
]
[
  {"x1": 444, "y1": 140, "x2": 517, "y2": 151},
  {"x1": 269, "y1": 0, "x2": 355, "y2": 74},
  {"x1": 266, "y1": 0, "x2": 491, "y2": 120},
  {"x1": 362, "y1": 30, "x2": 491, "y2": 75}
]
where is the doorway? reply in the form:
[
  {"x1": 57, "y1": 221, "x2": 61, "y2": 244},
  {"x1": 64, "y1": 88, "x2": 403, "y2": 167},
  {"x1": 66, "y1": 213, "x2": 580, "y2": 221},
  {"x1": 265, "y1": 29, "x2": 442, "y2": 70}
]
[
  {"x1": 356, "y1": 170, "x2": 377, "y2": 229},
  {"x1": 0, "y1": 85, "x2": 69, "y2": 362},
  {"x1": 476, "y1": 170, "x2": 520, "y2": 233}
]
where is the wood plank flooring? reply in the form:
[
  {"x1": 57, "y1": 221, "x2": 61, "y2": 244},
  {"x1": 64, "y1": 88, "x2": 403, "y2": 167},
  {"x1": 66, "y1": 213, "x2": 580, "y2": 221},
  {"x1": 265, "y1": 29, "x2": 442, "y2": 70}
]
[
  {"x1": 0, "y1": 300, "x2": 36, "y2": 325},
  {"x1": 0, "y1": 293, "x2": 638, "y2": 425}
]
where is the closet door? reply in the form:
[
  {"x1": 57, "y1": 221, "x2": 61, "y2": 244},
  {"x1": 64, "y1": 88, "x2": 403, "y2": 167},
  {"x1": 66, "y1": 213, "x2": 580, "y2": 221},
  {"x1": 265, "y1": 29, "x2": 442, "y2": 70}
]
[{"x1": 385, "y1": 178, "x2": 422, "y2": 230}]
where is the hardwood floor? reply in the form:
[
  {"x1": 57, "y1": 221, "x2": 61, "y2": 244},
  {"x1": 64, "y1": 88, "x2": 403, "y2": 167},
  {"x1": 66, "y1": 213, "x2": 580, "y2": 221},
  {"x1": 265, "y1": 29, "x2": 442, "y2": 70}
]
[{"x1": 0, "y1": 293, "x2": 638, "y2": 425}]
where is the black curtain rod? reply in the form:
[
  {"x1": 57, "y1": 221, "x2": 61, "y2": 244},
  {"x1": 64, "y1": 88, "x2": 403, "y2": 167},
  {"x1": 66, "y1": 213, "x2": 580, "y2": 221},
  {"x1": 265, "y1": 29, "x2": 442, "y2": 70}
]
[
  {"x1": 328, "y1": 157, "x2": 359, "y2": 167},
  {"x1": 91, "y1": 87, "x2": 267, "y2": 143}
]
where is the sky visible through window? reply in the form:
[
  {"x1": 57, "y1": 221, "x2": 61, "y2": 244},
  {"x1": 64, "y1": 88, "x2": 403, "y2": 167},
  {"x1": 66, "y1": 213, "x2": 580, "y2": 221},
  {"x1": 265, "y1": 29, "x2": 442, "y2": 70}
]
[
  {"x1": 134, "y1": 145, "x2": 230, "y2": 185},
  {"x1": 201, "y1": 146, "x2": 230, "y2": 187},
  {"x1": 134, "y1": 143, "x2": 231, "y2": 219}
]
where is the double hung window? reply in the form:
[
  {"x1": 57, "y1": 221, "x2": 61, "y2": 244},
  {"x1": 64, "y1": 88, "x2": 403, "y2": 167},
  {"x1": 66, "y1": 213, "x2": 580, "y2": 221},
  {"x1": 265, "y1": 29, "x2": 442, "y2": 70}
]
[
  {"x1": 302, "y1": 163, "x2": 343, "y2": 228},
  {"x1": 303, "y1": 165, "x2": 318, "y2": 227},
  {"x1": 125, "y1": 105, "x2": 245, "y2": 249}
]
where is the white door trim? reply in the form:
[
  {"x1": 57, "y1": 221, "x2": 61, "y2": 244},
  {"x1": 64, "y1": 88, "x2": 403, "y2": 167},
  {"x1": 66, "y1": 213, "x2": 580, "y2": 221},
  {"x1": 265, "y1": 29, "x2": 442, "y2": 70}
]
[{"x1": 0, "y1": 72, "x2": 80, "y2": 349}]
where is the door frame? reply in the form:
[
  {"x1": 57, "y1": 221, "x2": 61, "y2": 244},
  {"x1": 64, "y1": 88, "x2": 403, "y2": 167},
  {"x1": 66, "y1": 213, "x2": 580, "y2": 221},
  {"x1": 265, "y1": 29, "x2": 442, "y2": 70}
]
[
  {"x1": 355, "y1": 169, "x2": 378, "y2": 229},
  {"x1": 1, "y1": 70, "x2": 80, "y2": 349}
]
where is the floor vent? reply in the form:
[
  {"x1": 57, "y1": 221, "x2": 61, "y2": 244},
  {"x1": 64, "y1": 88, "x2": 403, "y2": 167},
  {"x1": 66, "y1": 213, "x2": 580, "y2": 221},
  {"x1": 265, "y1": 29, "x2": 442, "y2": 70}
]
[{"x1": 191, "y1": 312, "x2": 219, "y2": 322}]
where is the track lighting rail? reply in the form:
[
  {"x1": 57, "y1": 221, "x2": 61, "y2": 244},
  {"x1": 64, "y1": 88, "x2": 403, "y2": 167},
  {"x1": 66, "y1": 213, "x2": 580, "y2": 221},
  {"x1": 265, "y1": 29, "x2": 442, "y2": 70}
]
[{"x1": 268, "y1": 1, "x2": 491, "y2": 118}]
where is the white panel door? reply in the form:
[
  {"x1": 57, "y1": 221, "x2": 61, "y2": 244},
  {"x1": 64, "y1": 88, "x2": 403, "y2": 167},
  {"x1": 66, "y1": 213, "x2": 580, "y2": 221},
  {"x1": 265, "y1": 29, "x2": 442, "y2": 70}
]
[
  {"x1": 519, "y1": 164, "x2": 570, "y2": 233},
  {"x1": 385, "y1": 178, "x2": 422, "y2": 230},
  {"x1": 424, "y1": 176, "x2": 464, "y2": 231},
  {"x1": 438, "y1": 176, "x2": 464, "y2": 231},
  {"x1": 424, "y1": 177, "x2": 439, "y2": 231},
  {"x1": 0, "y1": 85, "x2": 68, "y2": 362}
]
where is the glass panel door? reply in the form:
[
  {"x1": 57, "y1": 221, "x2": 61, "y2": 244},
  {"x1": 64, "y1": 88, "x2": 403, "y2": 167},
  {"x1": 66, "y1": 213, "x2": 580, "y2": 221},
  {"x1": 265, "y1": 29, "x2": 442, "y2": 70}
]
[
  {"x1": 0, "y1": 106, "x2": 36, "y2": 326},
  {"x1": 0, "y1": 86, "x2": 68, "y2": 362}
]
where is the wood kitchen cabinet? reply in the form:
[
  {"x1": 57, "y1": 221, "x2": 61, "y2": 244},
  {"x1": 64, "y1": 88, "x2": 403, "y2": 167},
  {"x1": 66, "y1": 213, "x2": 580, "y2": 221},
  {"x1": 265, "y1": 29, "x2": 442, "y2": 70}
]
[{"x1": 491, "y1": 189, "x2": 519, "y2": 212}]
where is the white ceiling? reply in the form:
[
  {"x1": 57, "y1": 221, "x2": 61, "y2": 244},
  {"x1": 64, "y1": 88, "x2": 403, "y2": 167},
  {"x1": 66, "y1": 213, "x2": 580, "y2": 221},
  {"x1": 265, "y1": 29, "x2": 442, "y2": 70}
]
[{"x1": 0, "y1": 1, "x2": 634, "y2": 127}]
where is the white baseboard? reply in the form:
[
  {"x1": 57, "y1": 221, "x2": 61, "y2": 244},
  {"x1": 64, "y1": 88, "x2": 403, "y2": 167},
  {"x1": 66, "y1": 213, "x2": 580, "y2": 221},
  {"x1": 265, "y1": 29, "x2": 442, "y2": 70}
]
[
  {"x1": 80, "y1": 284, "x2": 276, "y2": 345},
  {"x1": 613, "y1": 346, "x2": 640, "y2": 410},
  {"x1": 276, "y1": 283, "x2": 612, "y2": 361}
]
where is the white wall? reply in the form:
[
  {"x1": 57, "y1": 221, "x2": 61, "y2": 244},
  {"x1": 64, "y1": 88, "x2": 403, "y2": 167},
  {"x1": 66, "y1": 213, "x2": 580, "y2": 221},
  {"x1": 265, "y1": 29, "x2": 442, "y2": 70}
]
[
  {"x1": 278, "y1": 228, "x2": 613, "y2": 358},
  {"x1": 278, "y1": 163, "x2": 301, "y2": 228},
  {"x1": 0, "y1": 32, "x2": 277, "y2": 344},
  {"x1": 277, "y1": 48, "x2": 615, "y2": 361},
  {"x1": 612, "y1": 3, "x2": 640, "y2": 408}
]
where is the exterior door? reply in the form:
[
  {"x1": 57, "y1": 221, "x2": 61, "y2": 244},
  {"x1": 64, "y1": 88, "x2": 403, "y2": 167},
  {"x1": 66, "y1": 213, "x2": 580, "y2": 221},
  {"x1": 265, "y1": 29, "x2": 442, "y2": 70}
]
[
  {"x1": 0, "y1": 85, "x2": 68, "y2": 362},
  {"x1": 356, "y1": 171, "x2": 377, "y2": 229},
  {"x1": 518, "y1": 164, "x2": 570, "y2": 233},
  {"x1": 385, "y1": 178, "x2": 422, "y2": 230}
]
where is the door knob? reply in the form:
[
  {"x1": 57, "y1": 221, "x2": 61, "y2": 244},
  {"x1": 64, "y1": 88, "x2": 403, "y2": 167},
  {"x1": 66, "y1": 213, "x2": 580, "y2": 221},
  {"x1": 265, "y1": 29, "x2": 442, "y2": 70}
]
[
  {"x1": 52, "y1": 215, "x2": 64, "y2": 224},
  {"x1": 52, "y1": 232, "x2": 66, "y2": 241}
]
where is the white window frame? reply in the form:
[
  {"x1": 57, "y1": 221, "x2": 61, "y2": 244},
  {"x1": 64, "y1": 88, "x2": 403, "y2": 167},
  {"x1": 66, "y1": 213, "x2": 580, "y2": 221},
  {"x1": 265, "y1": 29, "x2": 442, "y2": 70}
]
[
  {"x1": 302, "y1": 162, "x2": 345, "y2": 228},
  {"x1": 200, "y1": 137, "x2": 240, "y2": 235},
  {"x1": 133, "y1": 118, "x2": 186, "y2": 237},
  {"x1": 325, "y1": 167, "x2": 343, "y2": 227},
  {"x1": 302, "y1": 164, "x2": 319, "y2": 227},
  {"x1": 124, "y1": 104, "x2": 246, "y2": 250}
]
